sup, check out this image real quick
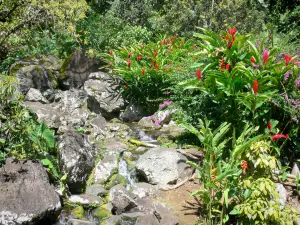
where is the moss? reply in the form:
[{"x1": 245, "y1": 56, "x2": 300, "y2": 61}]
[
  {"x1": 46, "y1": 69, "x2": 58, "y2": 89},
  {"x1": 73, "y1": 206, "x2": 84, "y2": 219},
  {"x1": 59, "y1": 53, "x2": 73, "y2": 79},
  {"x1": 124, "y1": 158, "x2": 136, "y2": 170},
  {"x1": 105, "y1": 174, "x2": 126, "y2": 190},
  {"x1": 93, "y1": 204, "x2": 112, "y2": 220}
]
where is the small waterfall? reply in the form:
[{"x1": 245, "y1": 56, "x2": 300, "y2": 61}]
[
  {"x1": 131, "y1": 124, "x2": 159, "y2": 145},
  {"x1": 118, "y1": 156, "x2": 136, "y2": 190}
]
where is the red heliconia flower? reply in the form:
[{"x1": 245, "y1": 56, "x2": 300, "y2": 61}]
[
  {"x1": 124, "y1": 85, "x2": 128, "y2": 90},
  {"x1": 219, "y1": 57, "x2": 225, "y2": 71},
  {"x1": 127, "y1": 60, "x2": 131, "y2": 68},
  {"x1": 128, "y1": 52, "x2": 133, "y2": 58},
  {"x1": 263, "y1": 49, "x2": 269, "y2": 64},
  {"x1": 250, "y1": 56, "x2": 256, "y2": 63},
  {"x1": 197, "y1": 69, "x2": 201, "y2": 80},
  {"x1": 109, "y1": 50, "x2": 113, "y2": 56},
  {"x1": 253, "y1": 79, "x2": 258, "y2": 95},
  {"x1": 226, "y1": 64, "x2": 230, "y2": 70},
  {"x1": 228, "y1": 27, "x2": 237, "y2": 36},
  {"x1": 154, "y1": 52, "x2": 158, "y2": 57},
  {"x1": 142, "y1": 68, "x2": 145, "y2": 75},
  {"x1": 137, "y1": 56, "x2": 142, "y2": 62},
  {"x1": 267, "y1": 121, "x2": 272, "y2": 130},
  {"x1": 272, "y1": 133, "x2": 289, "y2": 141},
  {"x1": 155, "y1": 63, "x2": 159, "y2": 70},
  {"x1": 240, "y1": 160, "x2": 248, "y2": 174},
  {"x1": 284, "y1": 54, "x2": 292, "y2": 66}
]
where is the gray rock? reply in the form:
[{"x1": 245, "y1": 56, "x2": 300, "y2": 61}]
[
  {"x1": 69, "y1": 194, "x2": 102, "y2": 206},
  {"x1": 106, "y1": 120, "x2": 132, "y2": 141},
  {"x1": 25, "y1": 101, "x2": 61, "y2": 129},
  {"x1": 58, "y1": 130, "x2": 95, "y2": 193},
  {"x1": 0, "y1": 158, "x2": 61, "y2": 225},
  {"x1": 120, "y1": 103, "x2": 147, "y2": 122},
  {"x1": 104, "y1": 215, "x2": 121, "y2": 225},
  {"x1": 135, "y1": 214, "x2": 160, "y2": 225},
  {"x1": 85, "y1": 184, "x2": 108, "y2": 197},
  {"x1": 275, "y1": 183, "x2": 287, "y2": 210},
  {"x1": 59, "y1": 50, "x2": 103, "y2": 89},
  {"x1": 109, "y1": 185, "x2": 138, "y2": 215},
  {"x1": 87, "y1": 115, "x2": 107, "y2": 143},
  {"x1": 54, "y1": 90, "x2": 87, "y2": 114},
  {"x1": 25, "y1": 88, "x2": 49, "y2": 103},
  {"x1": 136, "y1": 148, "x2": 193, "y2": 188},
  {"x1": 291, "y1": 163, "x2": 300, "y2": 176},
  {"x1": 138, "y1": 116, "x2": 156, "y2": 128},
  {"x1": 153, "y1": 202, "x2": 179, "y2": 225},
  {"x1": 94, "y1": 155, "x2": 118, "y2": 184},
  {"x1": 131, "y1": 183, "x2": 159, "y2": 199},
  {"x1": 109, "y1": 185, "x2": 154, "y2": 215},
  {"x1": 67, "y1": 219, "x2": 96, "y2": 225},
  {"x1": 84, "y1": 72, "x2": 125, "y2": 118},
  {"x1": 155, "y1": 109, "x2": 174, "y2": 125}
]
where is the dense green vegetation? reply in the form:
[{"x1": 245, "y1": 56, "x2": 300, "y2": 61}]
[{"x1": 0, "y1": 0, "x2": 299, "y2": 224}]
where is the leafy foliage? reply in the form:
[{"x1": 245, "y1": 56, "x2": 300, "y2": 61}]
[{"x1": 0, "y1": 76, "x2": 59, "y2": 178}]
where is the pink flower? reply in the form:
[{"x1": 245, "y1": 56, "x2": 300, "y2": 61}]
[
  {"x1": 263, "y1": 49, "x2": 269, "y2": 64},
  {"x1": 228, "y1": 27, "x2": 237, "y2": 36},
  {"x1": 272, "y1": 134, "x2": 288, "y2": 141}
]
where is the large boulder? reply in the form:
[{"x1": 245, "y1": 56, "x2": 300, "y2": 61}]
[
  {"x1": 119, "y1": 103, "x2": 147, "y2": 122},
  {"x1": 0, "y1": 158, "x2": 61, "y2": 225},
  {"x1": 59, "y1": 50, "x2": 103, "y2": 89},
  {"x1": 136, "y1": 148, "x2": 193, "y2": 188},
  {"x1": 25, "y1": 101, "x2": 61, "y2": 129},
  {"x1": 10, "y1": 56, "x2": 60, "y2": 94},
  {"x1": 58, "y1": 130, "x2": 95, "y2": 193},
  {"x1": 94, "y1": 155, "x2": 118, "y2": 184},
  {"x1": 84, "y1": 72, "x2": 125, "y2": 118},
  {"x1": 25, "y1": 88, "x2": 49, "y2": 104}
]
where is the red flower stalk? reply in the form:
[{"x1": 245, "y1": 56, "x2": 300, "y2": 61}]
[
  {"x1": 142, "y1": 68, "x2": 145, "y2": 75},
  {"x1": 137, "y1": 56, "x2": 142, "y2": 62},
  {"x1": 109, "y1": 50, "x2": 113, "y2": 56},
  {"x1": 225, "y1": 64, "x2": 230, "y2": 70},
  {"x1": 154, "y1": 52, "x2": 158, "y2": 57},
  {"x1": 197, "y1": 69, "x2": 201, "y2": 80},
  {"x1": 267, "y1": 122, "x2": 272, "y2": 130},
  {"x1": 253, "y1": 79, "x2": 258, "y2": 95},
  {"x1": 155, "y1": 63, "x2": 159, "y2": 70},
  {"x1": 272, "y1": 134, "x2": 288, "y2": 141},
  {"x1": 263, "y1": 49, "x2": 269, "y2": 64},
  {"x1": 240, "y1": 160, "x2": 248, "y2": 174},
  {"x1": 227, "y1": 41, "x2": 233, "y2": 50},
  {"x1": 211, "y1": 173, "x2": 217, "y2": 180},
  {"x1": 284, "y1": 54, "x2": 292, "y2": 66},
  {"x1": 127, "y1": 60, "x2": 131, "y2": 68},
  {"x1": 124, "y1": 85, "x2": 128, "y2": 90},
  {"x1": 250, "y1": 56, "x2": 256, "y2": 64},
  {"x1": 228, "y1": 27, "x2": 237, "y2": 36},
  {"x1": 128, "y1": 52, "x2": 133, "y2": 58}
]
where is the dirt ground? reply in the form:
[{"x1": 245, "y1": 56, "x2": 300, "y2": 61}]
[{"x1": 154, "y1": 181, "x2": 202, "y2": 225}]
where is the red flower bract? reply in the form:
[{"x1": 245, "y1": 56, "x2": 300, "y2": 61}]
[
  {"x1": 155, "y1": 63, "x2": 159, "y2": 70},
  {"x1": 284, "y1": 54, "x2": 292, "y2": 66},
  {"x1": 228, "y1": 27, "x2": 237, "y2": 36},
  {"x1": 137, "y1": 56, "x2": 142, "y2": 62},
  {"x1": 253, "y1": 79, "x2": 258, "y2": 95},
  {"x1": 127, "y1": 60, "x2": 131, "y2": 68},
  {"x1": 124, "y1": 85, "x2": 128, "y2": 90},
  {"x1": 263, "y1": 49, "x2": 269, "y2": 64},
  {"x1": 197, "y1": 69, "x2": 201, "y2": 80},
  {"x1": 128, "y1": 52, "x2": 133, "y2": 58},
  {"x1": 154, "y1": 52, "x2": 158, "y2": 57},
  {"x1": 225, "y1": 64, "x2": 230, "y2": 70},
  {"x1": 267, "y1": 122, "x2": 272, "y2": 130},
  {"x1": 272, "y1": 134, "x2": 288, "y2": 141},
  {"x1": 109, "y1": 50, "x2": 113, "y2": 56},
  {"x1": 142, "y1": 68, "x2": 145, "y2": 75},
  {"x1": 250, "y1": 56, "x2": 256, "y2": 64},
  {"x1": 240, "y1": 160, "x2": 248, "y2": 174}
]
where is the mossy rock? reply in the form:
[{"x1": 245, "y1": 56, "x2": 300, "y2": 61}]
[
  {"x1": 59, "y1": 53, "x2": 73, "y2": 79},
  {"x1": 73, "y1": 205, "x2": 84, "y2": 219},
  {"x1": 93, "y1": 204, "x2": 112, "y2": 220},
  {"x1": 105, "y1": 174, "x2": 126, "y2": 190}
]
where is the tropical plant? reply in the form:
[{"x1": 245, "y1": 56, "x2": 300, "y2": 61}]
[{"x1": 0, "y1": 75, "x2": 59, "y2": 178}]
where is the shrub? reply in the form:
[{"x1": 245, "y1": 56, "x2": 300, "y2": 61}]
[{"x1": 0, "y1": 76, "x2": 59, "y2": 177}]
